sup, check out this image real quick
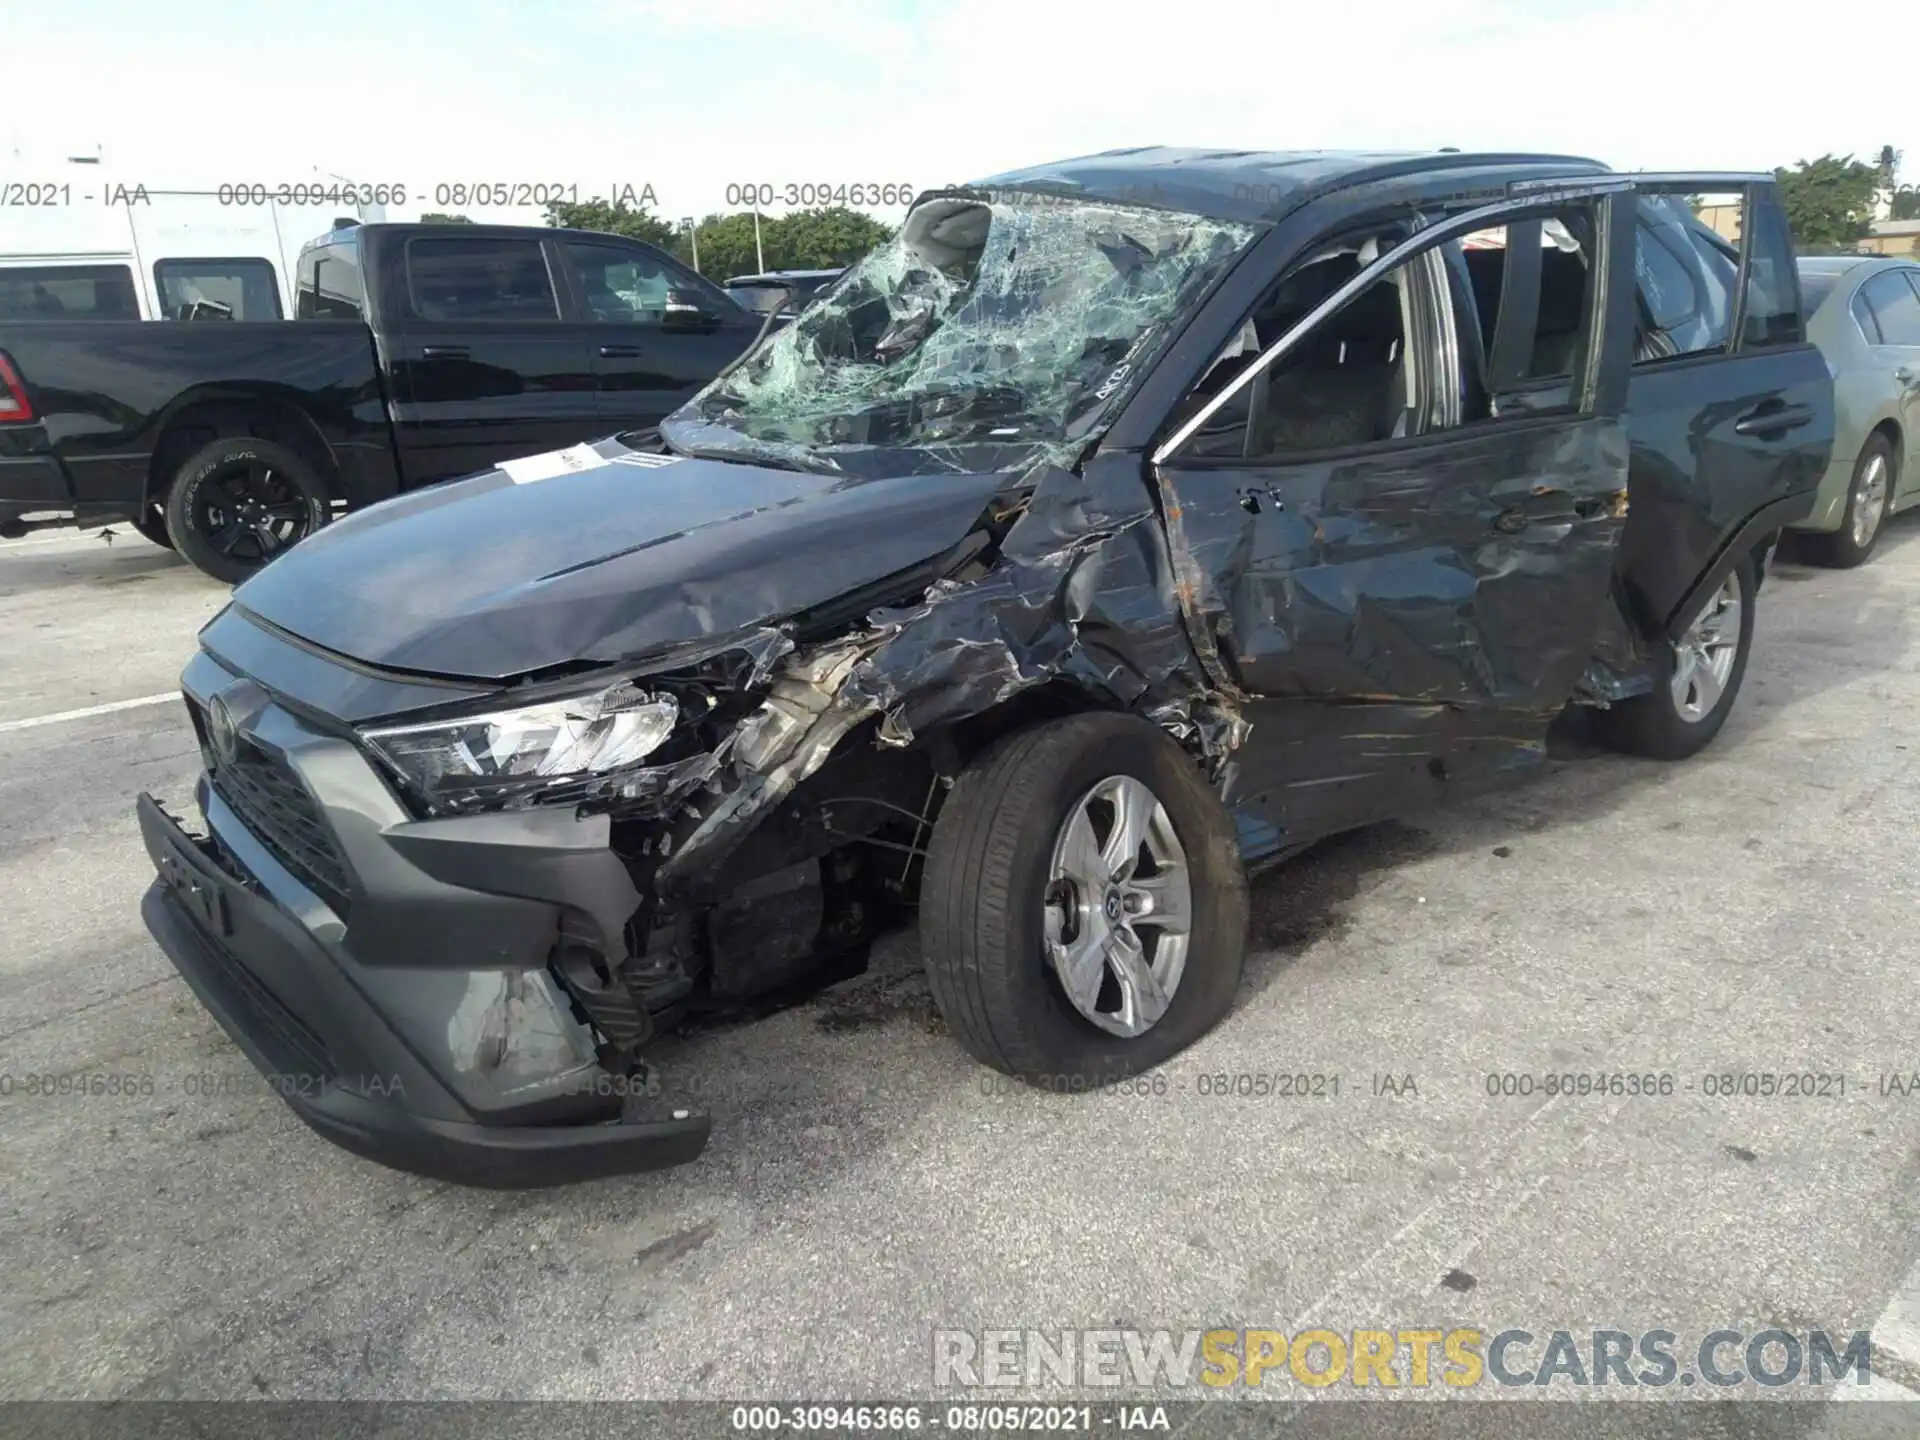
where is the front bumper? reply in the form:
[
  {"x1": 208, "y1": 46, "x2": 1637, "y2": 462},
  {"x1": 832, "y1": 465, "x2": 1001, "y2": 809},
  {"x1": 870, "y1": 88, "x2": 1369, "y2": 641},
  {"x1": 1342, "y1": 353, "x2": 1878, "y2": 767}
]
[{"x1": 134, "y1": 650, "x2": 711, "y2": 1188}]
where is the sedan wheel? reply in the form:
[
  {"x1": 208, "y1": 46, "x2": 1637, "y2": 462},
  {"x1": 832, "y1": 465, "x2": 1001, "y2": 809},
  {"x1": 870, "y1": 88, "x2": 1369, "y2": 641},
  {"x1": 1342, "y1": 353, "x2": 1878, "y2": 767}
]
[{"x1": 1852, "y1": 449, "x2": 1890, "y2": 551}]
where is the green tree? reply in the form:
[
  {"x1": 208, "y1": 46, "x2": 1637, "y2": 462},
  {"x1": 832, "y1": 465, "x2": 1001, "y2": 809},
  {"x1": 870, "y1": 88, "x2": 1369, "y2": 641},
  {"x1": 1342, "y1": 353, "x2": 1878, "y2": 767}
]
[
  {"x1": 677, "y1": 212, "x2": 766, "y2": 278},
  {"x1": 418, "y1": 211, "x2": 473, "y2": 223},
  {"x1": 676, "y1": 207, "x2": 896, "y2": 278},
  {"x1": 766, "y1": 207, "x2": 895, "y2": 268},
  {"x1": 1893, "y1": 190, "x2": 1920, "y2": 222},
  {"x1": 1774, "y1": 154, "x2": 1879, "y2": 250},
  {"x1": 544, "y1": 197, "x2": 675, "y2": 247}
]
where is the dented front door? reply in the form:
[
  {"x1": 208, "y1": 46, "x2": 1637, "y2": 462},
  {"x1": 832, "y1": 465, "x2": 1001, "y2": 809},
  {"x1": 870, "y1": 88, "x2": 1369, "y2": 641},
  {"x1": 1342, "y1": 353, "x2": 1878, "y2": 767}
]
[
  {"x1": 1152, "y1": 197, "x2": 1632, "y2": 715},
  {"x1": 1144, "y1": 184, "x2": 1638, "y2": 834}
]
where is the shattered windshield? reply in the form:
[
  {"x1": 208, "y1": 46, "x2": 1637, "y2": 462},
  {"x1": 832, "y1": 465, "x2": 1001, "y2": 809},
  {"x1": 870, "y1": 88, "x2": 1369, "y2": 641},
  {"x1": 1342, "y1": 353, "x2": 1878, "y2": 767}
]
[{"x1": 665, "y1": 195, "x2": 1256, "y2": 467}]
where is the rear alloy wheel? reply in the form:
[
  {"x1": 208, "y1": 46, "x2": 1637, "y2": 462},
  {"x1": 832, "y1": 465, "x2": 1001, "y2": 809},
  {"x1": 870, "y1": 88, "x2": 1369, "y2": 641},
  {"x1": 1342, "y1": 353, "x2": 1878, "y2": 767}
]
[
  {"x1": 1804, "y1": 434, "x2": 1895, "y2": 568},
  {"x1": 163, "y1": 436, "x2": 329, "y2": 584},
  {"x1": 1593, "y1": 556, "x2": 1756, "y2": 761},
  {"x1": 919, "y1": 712, "x2": 1248, "y2": 1083}
]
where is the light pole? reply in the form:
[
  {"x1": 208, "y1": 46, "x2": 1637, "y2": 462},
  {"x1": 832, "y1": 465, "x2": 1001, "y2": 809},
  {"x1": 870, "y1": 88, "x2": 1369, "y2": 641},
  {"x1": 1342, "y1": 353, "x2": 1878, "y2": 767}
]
[
  {"x1": 683, "y1": 215, "x2": 699, "y2": 274},
  {"x1": 753, "y1": 208, "x2": 765, "y2": 273}
]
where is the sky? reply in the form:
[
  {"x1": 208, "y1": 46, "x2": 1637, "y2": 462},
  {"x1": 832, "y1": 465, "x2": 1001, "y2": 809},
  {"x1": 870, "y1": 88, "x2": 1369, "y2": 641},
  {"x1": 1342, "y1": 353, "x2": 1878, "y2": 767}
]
[{"x1": 1, "y1": 0, "x2": 1910, "y2": 228}]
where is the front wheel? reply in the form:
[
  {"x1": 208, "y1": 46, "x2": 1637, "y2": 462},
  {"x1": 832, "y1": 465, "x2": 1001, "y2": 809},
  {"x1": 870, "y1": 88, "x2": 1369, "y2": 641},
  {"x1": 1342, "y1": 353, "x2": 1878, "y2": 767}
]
[
  {"x1": 162, "y1": 436, "x2": 329, "y2": 584},
  {"x1": 1593, "y1": 556, "x2": 1756, "y2": 761},
  {"x1": 918, "y1": 712, "x2": 1248, "y2": 1083}
]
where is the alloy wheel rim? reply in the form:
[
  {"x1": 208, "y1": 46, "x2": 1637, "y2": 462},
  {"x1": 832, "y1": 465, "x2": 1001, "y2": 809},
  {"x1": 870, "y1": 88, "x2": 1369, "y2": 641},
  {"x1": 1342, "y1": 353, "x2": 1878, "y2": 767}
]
[
  {"x1": 1853, "y1": 454, "x2": 1889, "y2": 549},
  {"x1": 1043, "y1": 774, "x2": 1193, "y2": 1038},
  {"x1": 192, "y1": 461, "x2": 311, "y2": 561},
  {"x1": 1669, "y1": 573, "x2": 1742, "y2": 723}
]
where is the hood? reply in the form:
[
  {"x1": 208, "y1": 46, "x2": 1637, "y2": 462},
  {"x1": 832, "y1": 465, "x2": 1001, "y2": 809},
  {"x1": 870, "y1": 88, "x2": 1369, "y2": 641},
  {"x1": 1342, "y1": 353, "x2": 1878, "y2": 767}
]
[{"x1": 230, "y1": 437, "x2": 1013, "y2": 680}]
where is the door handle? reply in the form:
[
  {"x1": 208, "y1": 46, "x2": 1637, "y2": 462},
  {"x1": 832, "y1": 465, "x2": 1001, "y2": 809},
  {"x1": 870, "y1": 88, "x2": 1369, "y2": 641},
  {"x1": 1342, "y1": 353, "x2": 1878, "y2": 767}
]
[
  {"x1": 1732, "y1": 403, "x2": 1814, "y2": 437},
  {"x1": 420, "y1": 345, "x2": 469, "y2": 359},
  {"x1": 598, "y1": 345, "x2": 643, "y2": 359}
]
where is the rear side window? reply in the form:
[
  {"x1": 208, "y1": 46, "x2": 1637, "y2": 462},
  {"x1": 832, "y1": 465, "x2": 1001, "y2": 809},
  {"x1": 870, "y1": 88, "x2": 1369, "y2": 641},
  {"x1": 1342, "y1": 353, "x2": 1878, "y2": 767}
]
[
  {"x1": 0, "y1": 264, "x2": 140, "y2": 320},
  {"x1": 406, "y1": 237, "x2": 558, "y2": 321},
  {"x1": 297, "y1": 245, "x2": 363, "y2": 319},
  {"x1": 1632, "y1": 198, "x2": 1736, "y2": 362},
  {"x1": 1852, "y1": 290, "x2": 1883, "y2": 343},
  {"x1": 154, "y1": 257, "x2": 283, "y2": 321},
  {"x1": 1858, "y1": 270, "x2": 1920, "y2": 346},
  {"x1": 1739, "y1": 197, "x2": 1802, "y2": 347}
]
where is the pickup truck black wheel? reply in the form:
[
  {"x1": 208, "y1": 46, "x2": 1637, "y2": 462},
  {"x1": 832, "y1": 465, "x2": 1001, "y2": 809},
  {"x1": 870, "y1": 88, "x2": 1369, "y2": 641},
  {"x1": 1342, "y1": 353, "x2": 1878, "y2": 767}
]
[
  {"x1": 1802, "y1": 433, "x2": 1895, "y2": 569},
  {"x1": 919, "y1": 712, "x2": 1248, "y2": 1083},
  {"x1": 163, "y1": 437, "x2": 328, "y2": 584},
  {"x1": 1593, "y1": 556, "x2": 1755, "y2": 761},
  {"x1": 129, "y1": 505, "x2": 174, "y2": 550}
]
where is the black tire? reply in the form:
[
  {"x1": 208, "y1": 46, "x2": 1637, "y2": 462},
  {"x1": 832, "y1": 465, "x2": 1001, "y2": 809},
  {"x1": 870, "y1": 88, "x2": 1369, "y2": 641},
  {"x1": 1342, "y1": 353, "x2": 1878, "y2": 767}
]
[
  {"x1": 129, "y1": 505, "x2": 174, "y2": 550},
  {"x1": 1802, "y1": 433, "x2": 1896, "y2": 569},
  {"x1": 1593, "y1": 556, "x2": 1756, "y2": 761},
  {"x1": 919, "y1": 712, "x2": 1248, "y2": 1083},
  {"x1": 162, "y1": 436, "x2": 329, "y2": 585}
]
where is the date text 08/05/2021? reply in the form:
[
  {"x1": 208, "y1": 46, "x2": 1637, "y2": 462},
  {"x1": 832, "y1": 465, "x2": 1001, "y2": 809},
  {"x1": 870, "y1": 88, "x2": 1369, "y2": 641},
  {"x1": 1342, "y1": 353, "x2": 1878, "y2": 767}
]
[{"x1": 729, "y1": 1405, "x2": 1168, "y2": 1433}]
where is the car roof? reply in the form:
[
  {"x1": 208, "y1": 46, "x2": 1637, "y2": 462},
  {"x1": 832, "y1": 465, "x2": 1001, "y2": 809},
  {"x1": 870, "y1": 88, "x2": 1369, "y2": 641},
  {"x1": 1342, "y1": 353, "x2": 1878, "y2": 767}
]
[
  {"x1": 1797, "y1": 255, "x2": 1879, "y2": 275},
  {"x1": 966, "y1": 146, "x2": 1612, "y2": 225}
]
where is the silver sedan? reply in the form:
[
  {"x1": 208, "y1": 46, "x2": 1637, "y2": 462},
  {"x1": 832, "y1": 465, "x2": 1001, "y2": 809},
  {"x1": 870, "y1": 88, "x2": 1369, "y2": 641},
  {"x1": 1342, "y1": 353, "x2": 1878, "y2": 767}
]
[{"x1": 1791, "y1": 255, "x2": 1920, "y2": 565}]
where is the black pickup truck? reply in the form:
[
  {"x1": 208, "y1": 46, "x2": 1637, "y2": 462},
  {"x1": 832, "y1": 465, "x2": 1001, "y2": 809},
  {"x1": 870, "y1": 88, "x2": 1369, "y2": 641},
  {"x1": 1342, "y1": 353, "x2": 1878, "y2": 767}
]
[{"x1": 0, "y1": 221, "x2": 767, "y2": 581}]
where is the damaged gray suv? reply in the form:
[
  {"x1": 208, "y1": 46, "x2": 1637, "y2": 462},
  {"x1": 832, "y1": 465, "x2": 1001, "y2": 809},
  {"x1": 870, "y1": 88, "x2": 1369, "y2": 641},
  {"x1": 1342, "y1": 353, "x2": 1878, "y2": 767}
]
[{"x1": 137, "y1": 149, "x2": 1832, "y2": 1185}]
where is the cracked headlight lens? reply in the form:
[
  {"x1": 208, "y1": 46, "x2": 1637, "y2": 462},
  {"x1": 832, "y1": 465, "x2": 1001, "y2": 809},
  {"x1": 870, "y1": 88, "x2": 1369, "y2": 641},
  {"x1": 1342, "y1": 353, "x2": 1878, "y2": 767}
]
[{"x1": 363, "y1": 682, "x2": 678, "y2": 814}]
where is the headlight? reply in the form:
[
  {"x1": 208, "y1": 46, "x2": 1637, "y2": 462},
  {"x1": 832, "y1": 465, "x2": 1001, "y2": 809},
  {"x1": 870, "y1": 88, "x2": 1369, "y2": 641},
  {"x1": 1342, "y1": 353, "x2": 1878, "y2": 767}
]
[{"x1": 363, "y1": 681, "x2": 678, "y2": 814}]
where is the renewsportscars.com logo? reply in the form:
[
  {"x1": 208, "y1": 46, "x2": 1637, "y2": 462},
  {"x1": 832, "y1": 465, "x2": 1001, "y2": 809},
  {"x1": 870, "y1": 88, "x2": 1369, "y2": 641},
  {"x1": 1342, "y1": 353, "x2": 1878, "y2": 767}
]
[{"x1": 933, "y1": 1327, "x2": 1874, "y2": 1392}]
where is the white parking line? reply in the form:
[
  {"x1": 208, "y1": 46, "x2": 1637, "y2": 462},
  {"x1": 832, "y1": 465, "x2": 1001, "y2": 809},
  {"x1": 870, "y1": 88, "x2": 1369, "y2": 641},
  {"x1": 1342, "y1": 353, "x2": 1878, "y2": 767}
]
[{"x1": 0, "y1": 693, "x2": 178, "y2": 734}]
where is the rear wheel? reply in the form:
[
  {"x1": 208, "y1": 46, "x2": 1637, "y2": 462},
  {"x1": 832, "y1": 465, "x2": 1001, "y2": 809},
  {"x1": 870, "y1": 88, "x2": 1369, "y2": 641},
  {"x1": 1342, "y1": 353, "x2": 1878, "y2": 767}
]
[
  {"x1": 1803, "y1": 434, "x2": 1895, "y2": 568},
  {"x1": 1593, "y1": 556, "x2": 1755, "y2": 761},
  {"x1": 919, "y1": 712, "x2": 1248, "y2": 1083},
  {"x1": 162, "y1": 437, "x2": 329, "y2": 584}
]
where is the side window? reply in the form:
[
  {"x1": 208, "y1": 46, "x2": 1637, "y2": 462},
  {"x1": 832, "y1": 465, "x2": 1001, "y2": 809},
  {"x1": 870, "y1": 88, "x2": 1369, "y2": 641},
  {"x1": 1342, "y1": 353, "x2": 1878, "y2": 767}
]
[
  {"x1": 1859, "y1": 270, "x2": 1920, "y2": 346},
  {"x1": 565, "y1": 242, "x2": 672, "y2": 323},
  {"x1": 1632, "y1": 197, "x2": 1735, "y2": 362},
  {"x1": 405, "y1": 237, "x2": 558, "y2": 322},
  {"x1": 297, "y1": 246, "x2": 363, "y2": 319},
  {"x1": 1173, "y1": 208, "x2": 1601, "y2": 463},
  {"x1": 1852, "y1": 288, "x2": 1885, "y2": 344},
  {"x1": 154, "y1": 258, "x2": 283, "y2": 321},
  {"x1": 1175, "y1": 235, "x2": 1421, "y2": 461},
  {"x1": 1453, "y1": 211, "x2": 1595, "y2": 397},
  {"x1": 0, "y1": 264, "x2": 140, "y2": 320}
]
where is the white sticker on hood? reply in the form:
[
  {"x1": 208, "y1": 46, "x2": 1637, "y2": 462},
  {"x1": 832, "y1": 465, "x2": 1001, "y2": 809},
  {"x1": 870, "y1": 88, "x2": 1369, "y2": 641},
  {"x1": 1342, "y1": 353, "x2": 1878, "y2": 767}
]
[{"x1": 500, "y1": 443, "x2": 612, "y2": 484}]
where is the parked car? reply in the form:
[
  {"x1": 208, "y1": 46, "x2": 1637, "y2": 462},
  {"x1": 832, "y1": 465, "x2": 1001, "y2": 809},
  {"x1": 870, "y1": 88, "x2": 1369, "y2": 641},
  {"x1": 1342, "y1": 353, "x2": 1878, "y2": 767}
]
[
  {"x1": 136, "y1": 149, "x2": 1829, "y2": 1186},
  {"x1": 1787, "y1": 255, "x2": 1920, "y2": 565},
  {"x1": 723, "y1": 268, "x2": 844, "y2": 323},
  {"x1": 0, "y1": 222, "x2": 763, "y2": 580}
]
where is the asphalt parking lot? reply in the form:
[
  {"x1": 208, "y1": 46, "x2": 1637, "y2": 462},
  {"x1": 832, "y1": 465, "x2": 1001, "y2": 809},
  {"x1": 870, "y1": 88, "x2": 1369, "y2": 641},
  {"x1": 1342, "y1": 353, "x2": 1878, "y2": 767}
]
[{"x1": 3, "y1": 517, "x2": 1920, "y2": 1430}]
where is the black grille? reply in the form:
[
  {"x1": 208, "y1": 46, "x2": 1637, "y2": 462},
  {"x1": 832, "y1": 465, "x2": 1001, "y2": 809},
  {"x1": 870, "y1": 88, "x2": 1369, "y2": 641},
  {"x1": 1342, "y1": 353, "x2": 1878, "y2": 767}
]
[{"x1": 202, "y1": 730, "x2": 355, "y2": 918}]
